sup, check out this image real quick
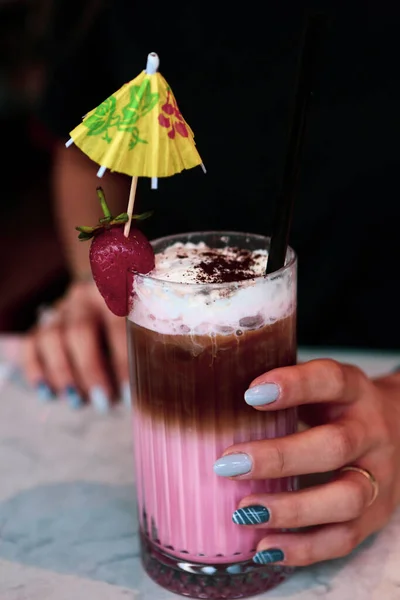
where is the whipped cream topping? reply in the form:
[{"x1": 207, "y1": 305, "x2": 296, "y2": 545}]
[
  {"x1": 151, "y1": 242, "x2": 269, "y2": 284},
  {"x1": 129, "y1": 242, "x2": 296, "y2": 335}
]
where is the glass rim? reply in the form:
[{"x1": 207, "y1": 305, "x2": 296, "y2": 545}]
[{"x1": 130, "y1": 230, "x2": 297, "y2": 288}]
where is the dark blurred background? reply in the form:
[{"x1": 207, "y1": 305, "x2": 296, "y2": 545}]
[
  {"x1": 2, "y1": 2, "x2": 399, "y2": 351},
  {"x1": 0, "y1": 0, "x2": 69, "y2": 332}
]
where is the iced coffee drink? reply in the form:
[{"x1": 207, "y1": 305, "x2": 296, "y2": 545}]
[{"x1": 127, "y1": 231, "x2": 297, "y2": 598}]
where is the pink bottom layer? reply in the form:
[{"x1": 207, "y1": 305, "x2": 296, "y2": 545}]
[{"x1": 132, "y1": 408, "x2": 297, "y2": 564}]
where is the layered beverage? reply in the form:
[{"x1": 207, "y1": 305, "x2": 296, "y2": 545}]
[{"x1": 127, "y1": 232, "x2": 297, "y2": 598}]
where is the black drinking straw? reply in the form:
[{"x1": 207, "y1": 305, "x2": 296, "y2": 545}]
[{"x1": 266, "y1": 14, "x2": 325, "y2": 275}]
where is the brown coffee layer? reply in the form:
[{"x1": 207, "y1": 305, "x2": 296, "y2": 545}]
[{"x1": 128, "y1": 314, "x2": 296, "y2": 431}]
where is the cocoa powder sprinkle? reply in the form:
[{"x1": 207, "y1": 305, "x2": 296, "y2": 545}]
[{"x1": 192, "y1": 249, "x2": 259, "y2": 284}]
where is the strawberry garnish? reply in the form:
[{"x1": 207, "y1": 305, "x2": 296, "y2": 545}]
[{"x1": 76, "y1": 188, "x2": 155, "y2": 317}]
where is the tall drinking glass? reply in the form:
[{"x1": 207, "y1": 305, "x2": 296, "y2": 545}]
[{"x1": 127, "y1": 232, "x2": 297, "y2": 598}]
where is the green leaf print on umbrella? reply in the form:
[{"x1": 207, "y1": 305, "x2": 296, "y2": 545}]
[
  {"x1": 84, "y1": 96, "x2": 118, "y2": 143},
  {"x1": 84, "y1": 79, "x2": 159, "y2": 148},
  {"x1": 120, "y1": 79, "x2": 159, "y2": 127}
]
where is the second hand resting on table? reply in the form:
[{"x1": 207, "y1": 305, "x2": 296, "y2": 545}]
[{"x1": 23, "y1": 280, "x2": 129, "y2": 412}]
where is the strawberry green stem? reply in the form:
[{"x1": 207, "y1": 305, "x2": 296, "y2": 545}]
[{"x1": 96, "y1": 187, "x2": 112, "y2": 219}]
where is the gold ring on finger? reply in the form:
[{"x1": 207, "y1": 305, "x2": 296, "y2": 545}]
[{"x1": 340, "y1": 465, "x2": 379, "y2": 507}]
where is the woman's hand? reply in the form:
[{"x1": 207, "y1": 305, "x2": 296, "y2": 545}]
[
  {"x1": 214, "y1": 359, "x2": 400, "y2": 566},
  {"x1": 22, "y1": 280, "x2": 129, "y2": 412}
]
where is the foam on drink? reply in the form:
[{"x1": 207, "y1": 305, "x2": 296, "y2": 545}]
[{"x1": 129, "y1": 242, "x2": 296, "y2": 335}]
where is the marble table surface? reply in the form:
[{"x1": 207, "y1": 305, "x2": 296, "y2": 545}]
[{"x1": 1, "y1": 336, "x2": 400, "y2": 600}]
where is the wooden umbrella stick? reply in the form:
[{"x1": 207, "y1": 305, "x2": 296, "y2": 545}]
[{"x1": 124, "y1": 176, "x2": 138, "y2": 238}]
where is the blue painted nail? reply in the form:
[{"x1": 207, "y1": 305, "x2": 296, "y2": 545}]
[
  {"x1": 253, "y1": 548, "x2": 284, "y2": 564},
  {"x1": 89, "y1": 386, "x2": 110, "y2": 414},
  {"x1": 36, "y1": 381, "x2": 55, "y2": 402},
  {"x1": 232, "y1": 505, "x2": 270, "y2": 525},
  {"x1": 121, "y1": 381, "x2": 131, "y2": 408},
  {"x1": 213, "y1": 453, "x2": 252, "y2": 477},
  {"x1": 65, "y1": 386, "x2": 83, "y2": 409},
  {"x1": 244, "y1": 383, "x2": 279, "y2": 406}
]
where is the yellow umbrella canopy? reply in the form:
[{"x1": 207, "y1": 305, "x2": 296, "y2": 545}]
[
  {"x1": 67, "y1": 53, "x2": 205, "y2": 236},
  {"x1": 67, "y1": 53, "x2": 204, "y2": 188}
]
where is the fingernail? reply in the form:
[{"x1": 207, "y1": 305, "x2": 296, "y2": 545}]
[
  {"x1": 244, "y1": 383, "x2": 279, "y2": 406},
  {"x1": 64, "y1": 386, "x2": 83, "y2": 410},
  {"x1": 253, "y1": 548, "x2": 285, "y2": 564},
  {"x1": 121, "y1": 381, "x2": 131, "y2": 408},
  {"x1": 36, "y1": 381, "x2": 55, "y2": 402},
  {"x1": 89, "y1": 386, "x2": 110, "y2": 414},
  {"x1": 213, "y1": 453, "x2": 252, "y2": 477},
  {"x1": 232, "y1": 505, "x2": 270, "y2": 525}
]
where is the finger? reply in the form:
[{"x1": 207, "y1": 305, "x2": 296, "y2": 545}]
[
  {"x1": 103, "y1": 311, "x2": 129, "y2": 404},
  {"x1": 214, "y1": 419, "x2": 369, "y2": 479},
  {"x1": 64, "y1": 316, "x2": 113, "y2": 413},
  {"x1": 22, "y1": 335, "x2": 55, "y2": 401},
  {"x1": 251, "y1": 512, "x2": 377, "y2": 567},
  {"x1": 245, "y1": 359, "x2": 366, "y2": 410},
  {"x1": 22, "y1": 334, "x2": 45, "y2": 386},
  {"x1": 234, "y1": 470, "x2": 374, "y2": 529},
  {"x1": 36, "y1": 325, "x2": 76, "y2": 393},
  {"x1": 35, "y1": 324, "x2": 85, "y2": 408}
]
